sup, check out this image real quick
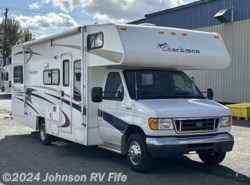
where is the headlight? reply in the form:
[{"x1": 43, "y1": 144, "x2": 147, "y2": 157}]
[
  {"x1": 148, "y1": 118, "x2": 174, "y2": 130},
  {"x1": 220, "y1": 116, "x2": 232, "y2": 127}
]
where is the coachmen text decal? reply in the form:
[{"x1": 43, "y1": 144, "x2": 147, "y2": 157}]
[{"x1": 157, "y1": 43, "x2": 200, "y2": 54}]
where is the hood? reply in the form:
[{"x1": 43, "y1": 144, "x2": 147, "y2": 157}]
[{"x1": 138, "y1": 99, "x2": 230, "y2": 118}]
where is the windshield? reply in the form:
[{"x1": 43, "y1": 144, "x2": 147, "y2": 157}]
[{"x1": 124, "y1": 70, "x2": 204, "y2": 100}]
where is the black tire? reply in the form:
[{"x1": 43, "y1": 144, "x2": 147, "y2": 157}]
[
  {"x1": 39, "y1": 119, "x2": 53, "y2": 145},
  {"x1": 126, "y1": 133, "x2": 154, "y2": 173},
  {"x1": 198, "y1": 152, "x2": 226, "y2": 165}
]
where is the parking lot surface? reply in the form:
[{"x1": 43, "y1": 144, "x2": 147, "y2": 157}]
[{"x1": 0, "y1": 96, "x2": 249, "y2": 185}]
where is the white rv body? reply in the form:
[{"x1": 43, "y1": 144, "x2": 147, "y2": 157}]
[
  {"x1": 11, "y1": 24, "x2": 234, "y2": 172},
  {"x1": 1, "y1": 65, "x2": 12, "y2": 93}
]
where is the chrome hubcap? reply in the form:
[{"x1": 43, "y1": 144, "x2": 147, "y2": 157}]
[{"x1": 128, "y1": 141, "x2": 141, "y2": 165}]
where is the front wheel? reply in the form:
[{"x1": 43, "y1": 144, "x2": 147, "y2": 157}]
[
  {"x1": 198, "y1": 152, "x2": 226, "y2": 165},
  {"x1": 126, "y1": 134, "x2": 154, "y2": 173},
  {"x1": 39, "y1": 119, "x2": 53, "y2": 145}
]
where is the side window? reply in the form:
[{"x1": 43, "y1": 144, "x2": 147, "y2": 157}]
[
  {"x1": 74, "y1": 60, "x2": 81, "y2": 101},
  {"x1": 63, "y1": 60, "x2": 69, "y2": 86},
  {"x1": 87, "y1": 32, "x2": 103, "y2": 50},
  {"x1": 44, "y1": 70, "x2": 52, "y2": 84},
  {"x1": 103, "y1": 72, "x2": 124, "y2": 101},
  {"x1": 14, "y1": 66, "x2": 23, "y2": 84},
  {"x1": 52, "y1": 70, "x2": 59, "y2": 84},
  {"x1": 43, "y1": 69, "x2": 60, "y2": 85}
]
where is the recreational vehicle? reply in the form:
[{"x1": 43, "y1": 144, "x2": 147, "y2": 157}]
[
  {"x1": 1, "y1": 65, "x2": 12, "y2": 93},
  {"x1": 11, "y1": 24, "x2": 234, "y2": 172}
]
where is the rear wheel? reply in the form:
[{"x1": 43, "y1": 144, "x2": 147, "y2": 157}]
[
  {"x1": 198, "y1": 152, "x2": 226, "y2": 165},
  {"x1": 126, "y1": 134, "x2": 154, "y2": 173},
  {"x1": 39, "y1": 119, "x2": 53, "y2": 145}
]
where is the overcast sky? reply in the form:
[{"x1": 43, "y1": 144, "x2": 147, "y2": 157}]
[{"x1": 0, "y1": 0, "x2": 198, "y2": 38}]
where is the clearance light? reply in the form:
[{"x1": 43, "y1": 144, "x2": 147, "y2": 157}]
[
  {"x1": 120, "y1": 27, "x2": 127, "y2": 31},
  {"x1": 170, "y1": 32, "x2": 176, "y2": 35},
  {"x1": 214, "y1": 34, "x2": 220, "y2": 39},
  {"x1": 159, "y1": 31, "x2": 165, "y2": 34},
  {"x1": 182, "y1": 32, "x2": 187, "y2": 36}
]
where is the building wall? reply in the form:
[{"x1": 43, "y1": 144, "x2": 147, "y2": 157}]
[
  {"x1": 132, "y1": 0, "x2": 250, "y2": 103},
  {"x1": 186, "y1": 19, "x2": 250, "y2": 103},
  {"x1": 133, "y1": 0, "x2": 250, "y2": 30}
]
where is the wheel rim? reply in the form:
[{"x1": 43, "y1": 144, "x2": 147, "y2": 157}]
[
  {"x1": 40, "y1": 124, "x2": 46, "y2": 141},
  {"x1": 128, "y1": 141, "x2": 142, "y2": 165}
]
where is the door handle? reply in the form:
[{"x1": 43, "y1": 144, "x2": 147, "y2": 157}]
[{"x1": 61, "y1": 91, "x2": 64, "y2": 97}]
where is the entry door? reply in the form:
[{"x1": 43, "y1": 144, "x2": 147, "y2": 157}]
[
  {"x1": 12, "y1": 47, "x2": 25, "y2": 119},
  {"x1": 60, "y1": 54, "x2": 72, "y2": 133}
]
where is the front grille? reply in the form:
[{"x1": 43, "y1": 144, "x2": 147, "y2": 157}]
[{"x1": 174, "y1": 118, "x2": 220, "y2": 133}]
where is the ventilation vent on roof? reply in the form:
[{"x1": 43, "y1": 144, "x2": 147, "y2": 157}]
[{"x1": 214, "y1": 8, "x2": 234, "y2": 23}]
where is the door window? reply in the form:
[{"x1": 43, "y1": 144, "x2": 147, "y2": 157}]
[
  {"x1": 103, "y1": 72, "x2": 124, "y2": 101},
  {"x1": 74, "y1": 60, "x2": 81, "y2": 101},
  {"x1": 63, "y1": 60, "x2": 69, "y2": 86},
  {"x1": 14, "y1": 66, "x2": 23, "y2": 84}
]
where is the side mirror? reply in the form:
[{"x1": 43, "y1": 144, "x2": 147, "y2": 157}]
[
  {"x1": 91, "y1": 87, "x2": 103, "y2": 103},
  {"x1": 207, "y1": 87, "x2": 214, "y2": 100}
]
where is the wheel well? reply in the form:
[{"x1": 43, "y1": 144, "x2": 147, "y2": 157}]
[
  {"x1": 124, "y1": 125, "x2": 145, "y2": 140},
  {"x1": 36, "y1": 116, "x2": 44, "y2": 130},
  {"x1": 121, "y1": 125, "x2": 145, "y2": 155}
]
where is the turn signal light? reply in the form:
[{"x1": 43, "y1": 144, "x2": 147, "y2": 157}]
[
  {"x1": 230, "y1": 116, "x2": 233, "y2": 126},
  {"x1": 148, "y1": 118, "x2": 158, "y2": 130}
]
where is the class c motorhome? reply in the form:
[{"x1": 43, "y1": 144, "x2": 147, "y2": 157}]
[{"x1": 11, "y1": 23, "x2": 234, "y2": 172}]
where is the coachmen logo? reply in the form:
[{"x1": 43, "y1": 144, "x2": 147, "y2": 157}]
[{"x1": 157, "y1": 42, "x2": 201, "y2": 54}]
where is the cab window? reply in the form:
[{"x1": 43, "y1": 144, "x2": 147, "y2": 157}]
[{"x1": 103, "y1": 72, "x2": 124, "y2": 101}]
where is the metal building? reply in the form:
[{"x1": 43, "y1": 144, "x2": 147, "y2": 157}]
[{"x1": 132, "y1": 0, "x2": 250, "y2": 103}]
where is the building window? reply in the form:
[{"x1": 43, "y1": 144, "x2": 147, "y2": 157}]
[
  {"x1": 43, "y1": 69, "x2": 60, "y2": 85},
  {"x1": 14, "y1": 66, "x2": 23, "y2": 84},
  {"x1": 87, "y1": 32, "x2": 104, "y2": 50},
  {"x1": 103, "y1": 72, "x2": 124, "y2": 101},
  {"x1": 1, "y1": 72, "x2": 9, "y2": 81},
  {"x1": 74, "y1": 60, "x2": 81, "y2": 101},
  {"x1": 63, "y1": 60, "x2": 69, "y2": 86}
]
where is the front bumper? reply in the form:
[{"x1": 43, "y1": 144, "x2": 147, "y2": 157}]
[{"x1": 146, "y1": 133, "x2": 234, "y2": 157}]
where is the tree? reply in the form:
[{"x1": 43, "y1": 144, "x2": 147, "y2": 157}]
[{"x1": 0, "y1": 18, "x2": 34, "y2": 64}]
